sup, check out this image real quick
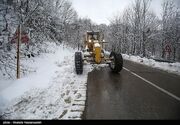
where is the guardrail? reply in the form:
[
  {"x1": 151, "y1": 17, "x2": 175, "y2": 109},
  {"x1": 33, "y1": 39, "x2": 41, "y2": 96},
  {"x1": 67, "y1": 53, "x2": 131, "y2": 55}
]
[{"x1": 150, "y1": 58, "x2": 174, "y2": 63}]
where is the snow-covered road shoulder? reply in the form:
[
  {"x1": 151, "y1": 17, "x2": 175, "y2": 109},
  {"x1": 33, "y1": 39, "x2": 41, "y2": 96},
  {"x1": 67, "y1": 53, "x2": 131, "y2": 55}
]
[
  {"x1": 0, "y1": 44, "x2": 93, "y2": 119},
  {"x1": 122, "y1": 54, "x2": 180, "y2": 76}
]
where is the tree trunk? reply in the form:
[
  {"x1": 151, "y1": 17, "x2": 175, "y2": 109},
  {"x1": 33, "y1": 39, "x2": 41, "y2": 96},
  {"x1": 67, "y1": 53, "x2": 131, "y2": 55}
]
[
  {"x1": 142, "y1": 31, "x2": 146, "y2": 57},
  {"x1": 162, "y1": 42, "x2": 165, "y2": 59},
  {"x1": 173, "y1": 47, "x2": 176, "y2": 61}
]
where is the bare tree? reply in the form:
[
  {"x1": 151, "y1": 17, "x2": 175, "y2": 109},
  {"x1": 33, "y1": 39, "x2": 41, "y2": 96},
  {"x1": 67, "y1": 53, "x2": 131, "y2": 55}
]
[
  {"x1": 141, "y1": 0, "x2": 151, "y2": 57},
  {"x1": 161, "y1": 0, "x2": 180, "y2": 61},
  {"x1": 108, "y1": 0, "x2": 160, "y2": 58}
]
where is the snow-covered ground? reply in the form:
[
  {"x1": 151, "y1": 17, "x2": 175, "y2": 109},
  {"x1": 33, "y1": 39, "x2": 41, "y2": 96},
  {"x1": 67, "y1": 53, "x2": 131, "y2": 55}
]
[
  {"x1": 0, "y1": 43, "x2": 94, "y2": 119},
  {"x1": 123, "y1": 54, "x2": 180, "y2": 76},
  {"x1": 1, "y1": 46, "x2": 179, "y2": 120}
]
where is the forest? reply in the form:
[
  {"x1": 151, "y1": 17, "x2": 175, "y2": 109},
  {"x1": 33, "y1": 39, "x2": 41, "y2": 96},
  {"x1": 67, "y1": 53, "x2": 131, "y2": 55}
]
[{"x1": 0, "y1": 0, "x2": 180, "y2": 78}]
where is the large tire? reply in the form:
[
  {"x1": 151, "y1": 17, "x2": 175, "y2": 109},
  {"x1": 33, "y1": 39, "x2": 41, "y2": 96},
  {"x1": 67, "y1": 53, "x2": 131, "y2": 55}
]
[
  {"x1": 75, "y1": 52, "x2": 83, "y2": 75},
  {"x1": 109, "y1": 52, "x2": 123, "y2": 73}
]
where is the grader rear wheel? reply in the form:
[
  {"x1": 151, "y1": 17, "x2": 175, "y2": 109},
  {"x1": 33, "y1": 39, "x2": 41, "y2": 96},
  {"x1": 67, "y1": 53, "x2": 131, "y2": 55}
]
[
  {"x1": 109, "y1": 52, "x2": 123, "y2": 73},
  {"x1": 75, "y1": 52, "x2": 83, "y2": 75}
]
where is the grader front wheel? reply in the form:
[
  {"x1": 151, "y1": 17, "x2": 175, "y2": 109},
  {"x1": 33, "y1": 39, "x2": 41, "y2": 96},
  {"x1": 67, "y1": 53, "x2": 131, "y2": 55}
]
[
  {"x1": 109, "y1": 52, "x2": 123, "y2": 73},
  {"x1": 75, "y1": 52, "x2": 83, "y2": 75}
]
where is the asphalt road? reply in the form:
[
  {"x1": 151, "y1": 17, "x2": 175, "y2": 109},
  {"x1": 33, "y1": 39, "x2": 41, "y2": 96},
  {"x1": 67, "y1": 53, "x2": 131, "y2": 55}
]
[{"x1": 83, "y1": 60, "x2": 180, "y2": 120}]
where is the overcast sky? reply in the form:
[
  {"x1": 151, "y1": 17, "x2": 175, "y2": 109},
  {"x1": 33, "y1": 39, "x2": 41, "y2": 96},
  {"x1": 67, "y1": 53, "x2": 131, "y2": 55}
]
[{"x1": 70, "y1": 0, "x2": 179, "y2": 25}]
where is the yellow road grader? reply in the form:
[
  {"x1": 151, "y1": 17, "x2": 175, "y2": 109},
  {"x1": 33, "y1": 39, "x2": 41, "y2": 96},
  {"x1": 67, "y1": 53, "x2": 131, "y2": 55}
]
[{"x1": 75, "y1": 31, "x2": 123, "y2": 74}]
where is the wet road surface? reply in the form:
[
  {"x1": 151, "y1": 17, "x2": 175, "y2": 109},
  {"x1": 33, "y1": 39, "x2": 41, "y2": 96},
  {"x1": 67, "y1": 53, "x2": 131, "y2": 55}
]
[{"x1": 83, "y1": 60, "x2": 180, "y2": 120}]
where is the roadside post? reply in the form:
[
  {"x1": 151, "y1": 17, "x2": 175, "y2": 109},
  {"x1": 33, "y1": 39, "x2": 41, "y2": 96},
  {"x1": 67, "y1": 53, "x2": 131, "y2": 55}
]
[
  {"x1": 17, "y1": 24, "x2": 21, "y2": 79},
  {"x1": 11, "y1": 25, "x2": 29, "y2": 79}
]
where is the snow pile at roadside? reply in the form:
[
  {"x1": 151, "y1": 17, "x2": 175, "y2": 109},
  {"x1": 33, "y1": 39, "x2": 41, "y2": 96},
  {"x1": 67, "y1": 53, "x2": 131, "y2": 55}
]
[
  {"x1": 0, "y1": 43, "x2": 93, "y2": 119},
  {"x1": 122, "y1": 54, "x2": 180, "y2": 75}
]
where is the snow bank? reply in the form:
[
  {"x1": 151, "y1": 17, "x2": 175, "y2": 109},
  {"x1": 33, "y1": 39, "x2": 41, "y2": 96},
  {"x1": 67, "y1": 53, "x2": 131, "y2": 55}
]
[
  {"x1": 94, "y1": 43, "x2": 101, "y2": 47},
  {"x1": 122, "y1": 54, "x2": 180, "y2": 76},
  {"x1": 0, "y1": 43, "x2": 94, "y2": 119}
]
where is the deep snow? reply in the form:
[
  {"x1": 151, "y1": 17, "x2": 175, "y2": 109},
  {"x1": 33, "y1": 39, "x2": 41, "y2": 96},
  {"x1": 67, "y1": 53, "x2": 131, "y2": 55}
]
[{"x1": 0, "y1": 43, "x2": 94, "y2": 119}]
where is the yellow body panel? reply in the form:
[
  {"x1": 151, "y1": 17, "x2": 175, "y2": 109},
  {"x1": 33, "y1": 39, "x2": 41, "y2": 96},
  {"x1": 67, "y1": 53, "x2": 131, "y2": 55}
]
[{"x1": 94, "y1": 46, "x2": 101, "y2": 64}]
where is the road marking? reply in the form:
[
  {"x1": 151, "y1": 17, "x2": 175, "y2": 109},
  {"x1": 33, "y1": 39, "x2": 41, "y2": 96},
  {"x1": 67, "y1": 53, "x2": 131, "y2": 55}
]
[{"x1": 123, "y1": 67, "x2": 180, "y2": 102}]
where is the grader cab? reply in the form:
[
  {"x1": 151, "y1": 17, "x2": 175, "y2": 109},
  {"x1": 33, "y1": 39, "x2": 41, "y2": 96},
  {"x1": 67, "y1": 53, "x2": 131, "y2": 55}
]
[{"x1": 75, "y1": 31, "x2": 123, "y2": 74}]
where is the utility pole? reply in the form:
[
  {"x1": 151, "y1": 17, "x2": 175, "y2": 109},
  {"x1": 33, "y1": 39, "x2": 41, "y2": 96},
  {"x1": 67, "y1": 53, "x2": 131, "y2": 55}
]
[{"x1": 17, "y1": 24, "x2": 21, "y2": 79}]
